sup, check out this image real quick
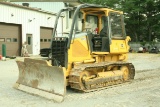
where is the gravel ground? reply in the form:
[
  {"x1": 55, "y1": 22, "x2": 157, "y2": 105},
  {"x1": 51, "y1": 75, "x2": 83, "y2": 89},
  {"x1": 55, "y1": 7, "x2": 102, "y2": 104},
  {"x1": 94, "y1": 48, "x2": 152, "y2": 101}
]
[{"x1": 0, "y1": 53, "x2": 160, "y2": 107}]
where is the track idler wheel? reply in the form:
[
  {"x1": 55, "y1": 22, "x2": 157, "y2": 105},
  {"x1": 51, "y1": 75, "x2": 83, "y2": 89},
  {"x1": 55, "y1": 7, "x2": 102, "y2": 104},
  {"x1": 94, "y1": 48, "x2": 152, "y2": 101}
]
[
  {"x1": 80, "y1": 71, "x2": 91, "y2": 90},
  {"x1": 121, "y1": 66, "x2": 129, "y2": 81},
  {"x1": 121, "y1": 64, "x2": 135, "y2": 81}
]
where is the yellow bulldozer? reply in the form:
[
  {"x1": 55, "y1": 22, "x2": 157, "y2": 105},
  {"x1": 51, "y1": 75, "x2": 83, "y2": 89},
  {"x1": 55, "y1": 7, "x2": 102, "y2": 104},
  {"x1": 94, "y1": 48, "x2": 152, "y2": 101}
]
[{"x1": 13, "y1": 4, "x2": 135, "y2": 102}]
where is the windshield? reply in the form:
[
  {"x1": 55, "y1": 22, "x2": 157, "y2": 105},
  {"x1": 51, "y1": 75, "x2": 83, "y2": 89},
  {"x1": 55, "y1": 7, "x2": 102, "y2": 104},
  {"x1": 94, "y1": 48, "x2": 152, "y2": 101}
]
[
  {"x1": 69, "y1": 14, "x2": 98, "y2": 34},
  {"x1": 109, "y1": 12, "x2": 125, "y2": 38},
  {"x1": 84, "y1": 15, "x2": 98, "y2": 32}
]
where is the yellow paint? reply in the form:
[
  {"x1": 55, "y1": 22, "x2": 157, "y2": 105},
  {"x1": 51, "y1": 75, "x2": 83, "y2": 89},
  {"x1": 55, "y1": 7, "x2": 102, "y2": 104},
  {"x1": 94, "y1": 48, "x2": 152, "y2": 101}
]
[
  {"x1": 64, "y1": 8, "x2": 130, "y2": 77},
  {"x1": 69, "y1": 35, "x2": 92, "y2": 61},
  {"x1": 92, "y1": 52, "x2": 109, "y2": 55}
]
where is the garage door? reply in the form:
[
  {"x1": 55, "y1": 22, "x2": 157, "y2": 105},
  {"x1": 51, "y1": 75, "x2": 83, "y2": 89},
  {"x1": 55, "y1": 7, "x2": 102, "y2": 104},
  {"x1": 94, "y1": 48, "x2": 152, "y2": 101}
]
[
  {"x1": 40, "y1": 27, "x2": 53, "y2": 49},
  {"x1": 0, "y1": 23, "x2": 21, "y2": 56}
]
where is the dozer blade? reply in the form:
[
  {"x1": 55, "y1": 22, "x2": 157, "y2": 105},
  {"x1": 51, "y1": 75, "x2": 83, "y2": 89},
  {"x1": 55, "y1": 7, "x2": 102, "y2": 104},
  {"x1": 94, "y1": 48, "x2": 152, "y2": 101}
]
[{"x1": 13, "y1": 58, "x2": 66, "y2": 103}]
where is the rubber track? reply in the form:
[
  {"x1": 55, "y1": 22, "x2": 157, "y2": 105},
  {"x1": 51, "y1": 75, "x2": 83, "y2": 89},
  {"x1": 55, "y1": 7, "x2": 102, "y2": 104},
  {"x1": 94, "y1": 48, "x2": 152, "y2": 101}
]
[{"x1": 69, "y1": 61, "x2": 135, "y2": 92}]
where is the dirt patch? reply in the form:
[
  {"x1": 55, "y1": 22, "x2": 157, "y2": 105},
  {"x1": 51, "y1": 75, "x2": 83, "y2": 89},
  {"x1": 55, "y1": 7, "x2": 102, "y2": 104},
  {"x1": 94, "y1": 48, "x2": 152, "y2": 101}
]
[{"x1": 0, "y1": 53, "x2": 160, "y2": 107}]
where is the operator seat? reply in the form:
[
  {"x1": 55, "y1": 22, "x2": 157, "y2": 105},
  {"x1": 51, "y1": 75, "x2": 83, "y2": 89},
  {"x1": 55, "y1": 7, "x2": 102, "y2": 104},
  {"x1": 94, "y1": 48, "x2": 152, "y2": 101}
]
[
  {"x1": 100, "y1": 25, "x2": 108, "y2": 37},
  {"x1": 99, "y1": 26, "x2": 110, "y2": 52}
]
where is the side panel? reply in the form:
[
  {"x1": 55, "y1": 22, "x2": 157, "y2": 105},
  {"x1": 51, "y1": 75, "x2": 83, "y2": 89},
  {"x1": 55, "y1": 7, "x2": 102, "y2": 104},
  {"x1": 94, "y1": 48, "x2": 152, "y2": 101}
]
[
  {"x1": 68, "y1": 34, "x2": 92, "y2": 62},
  {"x1": 110, "y1": 37, "x2": 130, "y2": 54}
]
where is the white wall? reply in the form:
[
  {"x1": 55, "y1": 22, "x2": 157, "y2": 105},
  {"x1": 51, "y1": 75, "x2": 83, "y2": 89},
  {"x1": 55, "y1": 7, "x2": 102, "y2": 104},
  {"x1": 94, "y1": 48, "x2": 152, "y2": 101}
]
[{"x1": 0, "y1": 3, "x2": 64, "y2": 55}]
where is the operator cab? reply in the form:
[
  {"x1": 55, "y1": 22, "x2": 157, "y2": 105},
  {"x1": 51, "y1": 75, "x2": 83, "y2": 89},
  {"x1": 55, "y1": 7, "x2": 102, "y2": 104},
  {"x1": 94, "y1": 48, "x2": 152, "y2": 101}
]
[
  {"x1": 79, "y1": 7, "x2": 126, "y2": 52},
  {"x1": 51, "y1": 5, "x2": 127, "y2": 66}
]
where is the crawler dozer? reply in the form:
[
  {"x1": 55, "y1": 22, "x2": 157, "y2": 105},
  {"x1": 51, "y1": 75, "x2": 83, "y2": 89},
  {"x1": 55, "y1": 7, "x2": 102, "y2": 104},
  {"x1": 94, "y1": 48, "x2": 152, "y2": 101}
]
[{"x1": 13, "y1": 4, "x2": 135, "y2": 102}]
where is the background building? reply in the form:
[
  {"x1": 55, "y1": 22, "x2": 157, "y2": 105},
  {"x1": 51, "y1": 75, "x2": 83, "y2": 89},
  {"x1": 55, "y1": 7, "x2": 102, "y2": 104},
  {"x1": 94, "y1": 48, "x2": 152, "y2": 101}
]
[
  {"x1": 0, "y1": 1, "x2": 97, "y2": 56},
  {"x1": 0, "y1": 2, "x2": 65, "y2": 56}
]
